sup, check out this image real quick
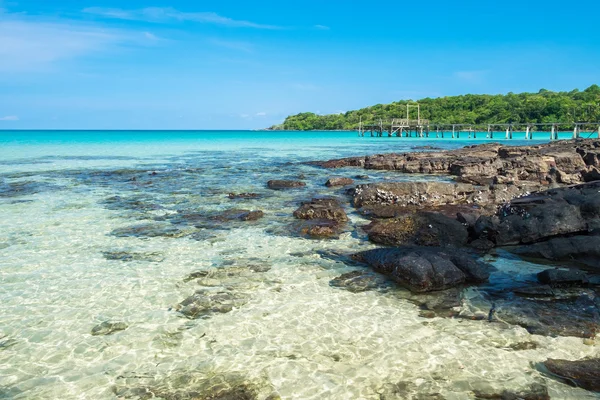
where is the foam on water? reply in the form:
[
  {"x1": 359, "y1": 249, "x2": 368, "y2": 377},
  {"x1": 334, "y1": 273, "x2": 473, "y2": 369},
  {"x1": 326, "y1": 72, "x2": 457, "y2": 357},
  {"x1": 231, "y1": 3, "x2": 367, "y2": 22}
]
[{"x1": 0, "y1": 131, "x2": 598, "y2": 399}]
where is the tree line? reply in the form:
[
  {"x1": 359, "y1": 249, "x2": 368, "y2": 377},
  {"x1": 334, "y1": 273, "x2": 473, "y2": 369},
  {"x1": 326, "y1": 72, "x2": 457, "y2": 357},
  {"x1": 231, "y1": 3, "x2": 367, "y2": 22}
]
[{"x1": 273, "y1": 85, "x2": 600, "y2": 130}]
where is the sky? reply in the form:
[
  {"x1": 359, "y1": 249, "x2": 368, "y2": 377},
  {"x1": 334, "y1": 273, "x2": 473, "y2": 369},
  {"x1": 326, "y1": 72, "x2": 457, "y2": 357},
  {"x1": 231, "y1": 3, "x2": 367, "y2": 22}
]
[{"x1": 0, "y1": 0, "x2": 599, "y2": 130}]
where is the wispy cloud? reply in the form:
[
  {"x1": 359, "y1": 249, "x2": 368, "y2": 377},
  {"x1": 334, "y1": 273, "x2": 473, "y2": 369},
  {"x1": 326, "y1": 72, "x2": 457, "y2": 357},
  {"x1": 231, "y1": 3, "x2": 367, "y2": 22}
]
[
  {"x1": 83, "y1": 7, "x2": 281, "y2": 29},
  {"x1": 290, "y1": 83, "x2": 320, "y2": 91},
  {"x1": 314, "y1": 25, "x2": 330, "y2": 30},
  {"x1": 0, "y1": 12, "x2": 159, "y2": 72},
  {"x1": 0, "y1": 115, "x2": 19, "y2": 121},
  {"x1": 454, "y1": 70, "x2": 487, "y2": 84},
  {"x1": 255, "y1": 112, "x2": 267, "y2": 116},
  {"x1": 207, "y1": 38, "x2": 253, "y2": 53}
]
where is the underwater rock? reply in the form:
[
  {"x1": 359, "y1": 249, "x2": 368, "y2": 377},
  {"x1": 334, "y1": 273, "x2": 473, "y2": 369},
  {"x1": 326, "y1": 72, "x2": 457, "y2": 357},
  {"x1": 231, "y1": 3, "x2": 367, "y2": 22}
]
[
  {"x1": 325, "y1": 177, "x2": 354, "y2": 187},
  {"x1": 213, "y1": 209, "x2": 264, "y2": 222},
  {"x1": 177, "y1": 290, "x2": 247, "y2": 319},
  {"x1": 228, "y1": 192, "x2": 260, "y2": 199},
  {"x1": 113, "y1": 372, "x2": 274, "y2": 400},
  {"x1": 266, "y1": 180, "x2": 305, "y2": 190},
  {"x1": 293, "y1": 219, "x2": 344, "y2": 239},
  {"x1": 329, "y1": 270, "x2": 389, "y2": 293},
  {"x1": 543, "y1": 358, "x2": 600, "y2": 392},
  {"x1": 473, "y1": 383, "x2": 549, "y2": 399},
  {"x1": 363, "y1": 212, "x2": 468, "y2": 248},
  {"x1": 490, "y1": 288, "x2": 600, "y2": 338},
  {"x1": 537, "y1": 268, "x2": 589, "y2": 287},
  {"x1": 101, "y1": 195, "x2": 163, "y2": 212},
  {"x1": 91, "y1": 321, "x2": 128, "y2": 336},
  {"x1": 110, "y1": 223, "x2": 187, "y2": 238},
  {"x1": 102, "y1": 251, "x2": 165, "y2": 262},
  {"x1": 509, "y1": 236, "x2": 600, "y2": 269},
  {"x1": 352, "y1": 246, "x2": 491, "y2": 292},
  {"x1": 0, "y1": 180, "x2": 59, "y2": 198},
  {"x1": 293, "y1": 197, "x2": 348, "y2": 222}
]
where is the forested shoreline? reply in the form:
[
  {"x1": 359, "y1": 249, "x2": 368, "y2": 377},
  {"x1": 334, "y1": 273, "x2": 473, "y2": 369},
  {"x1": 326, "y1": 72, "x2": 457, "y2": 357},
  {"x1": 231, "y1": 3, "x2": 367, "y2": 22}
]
[{"x1": 273, "y1": 85, "x2": 600, "y2": 130}]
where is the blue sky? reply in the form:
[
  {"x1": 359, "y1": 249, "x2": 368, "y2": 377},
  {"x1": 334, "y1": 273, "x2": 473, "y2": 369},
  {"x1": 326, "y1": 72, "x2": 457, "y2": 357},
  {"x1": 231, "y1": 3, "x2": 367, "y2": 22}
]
[{"x1": 0, "y1": 0, "x2": 599, "y2": 129}]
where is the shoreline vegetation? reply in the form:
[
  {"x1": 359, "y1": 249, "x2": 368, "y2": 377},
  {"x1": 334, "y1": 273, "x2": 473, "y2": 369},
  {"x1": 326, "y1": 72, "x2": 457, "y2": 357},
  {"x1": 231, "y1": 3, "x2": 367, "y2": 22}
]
[{"x1": 269, "y1": 85, "x2": 600, "y2": 131}]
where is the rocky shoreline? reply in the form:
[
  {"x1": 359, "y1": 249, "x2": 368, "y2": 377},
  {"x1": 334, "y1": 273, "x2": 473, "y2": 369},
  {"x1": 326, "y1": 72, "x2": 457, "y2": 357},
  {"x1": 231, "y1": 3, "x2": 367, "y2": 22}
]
[{"x1": 300, "y1": 139, "x2": 600, "y2": 393}]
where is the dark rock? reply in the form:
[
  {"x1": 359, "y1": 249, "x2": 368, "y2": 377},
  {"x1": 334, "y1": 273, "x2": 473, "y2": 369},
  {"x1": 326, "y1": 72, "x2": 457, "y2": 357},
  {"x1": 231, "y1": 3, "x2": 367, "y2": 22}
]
[
  {"x1": 329, "y1": 270, "x2": 389, "y2": 293},
  {"x1": 214, "y1": 209, "x2": 264, "y2": 222},
  {"x1": 352, "y1": 246, "x2": 491, "y2": 292},
  {"x1": 183, "y1": 271, "x2": 210, "y2": 283},
  {"x1": 543, "y1": 358, "x2": 600, "y2": 392},
  {"x1": 476, "y1": 181, "x2": 600, "y2": 246},
  {"x1": 325, "y1": 177, "x2": 354, "y2": 187},
  {"x1": 267, "y1": 180, "x2": 305, "y2": 190},
  {"x1": 355, "y1": 175, "x2": 369, "y2": 179},
  {"x1": 91, "y1": 321, "x2": 128, "y2": 336},
  {"x1": 469, "y1": 238, "x2": 495, "y2": 251},
  {"x1": 364, "y1": 212, "x2": 468, "y2": 248},
  {"x1": 537, "y1": 269, "x2": 589, "y2": 287},
  {"x1": 228, "y1": 193, "x2": 260, "y2": 199},
  {"x1": 293, "y1": 198, "x2": 348, "y2": 222},
  {"x1": 510, "y1": 236, "x2": 600, "y2": 269},
  {"x1": 177, "y1": 290, "x2": 247, "y2": 319},
  {"x1": 508, "y1": 341, "x2": 539, "y2": 351}
]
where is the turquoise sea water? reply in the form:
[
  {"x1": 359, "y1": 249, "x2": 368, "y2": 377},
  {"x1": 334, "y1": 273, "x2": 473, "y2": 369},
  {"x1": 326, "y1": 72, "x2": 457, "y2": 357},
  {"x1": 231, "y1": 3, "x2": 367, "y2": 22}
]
[{"x1": 0, "y1": 131, "x2": 598, "y2": 399}]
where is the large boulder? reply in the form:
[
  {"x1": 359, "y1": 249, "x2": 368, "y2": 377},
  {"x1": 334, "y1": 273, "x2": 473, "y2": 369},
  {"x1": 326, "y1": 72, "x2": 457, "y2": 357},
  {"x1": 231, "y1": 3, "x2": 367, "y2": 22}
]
[
  {"x1": 543, "y1": 358, "x2": 600, "y2": 392},
  {"x1": 293, "y1": 197, "x2": 348, "y2": 222},
  {"x1": 474, "y1": 181, "x2": 600, "y2": 246},
  {"x1": 364, "y1": 212, "x2": 469, "y2": 247},
  {"x1": 352, "y1": 246, "x2": 491, "y2": 292}
]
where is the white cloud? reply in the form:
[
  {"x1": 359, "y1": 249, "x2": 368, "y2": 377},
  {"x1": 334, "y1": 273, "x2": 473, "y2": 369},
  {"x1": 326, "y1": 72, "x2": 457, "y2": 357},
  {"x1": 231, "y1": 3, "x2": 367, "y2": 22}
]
[
  {"x1": 0, "y1": 115, "x2": 19, "y2": 121},
  {"x1": 240, "y1": 114, "x2": 250, "y2": 118},
  {"x1": 83, "y1": 7, "x2": 281, "y2": 29},
  {"x1": 255, "y1": 112, "x2": 267, "y2": 116},
  {"x1": 0, "y1": 13, "x2": 159, "y2": 72}
]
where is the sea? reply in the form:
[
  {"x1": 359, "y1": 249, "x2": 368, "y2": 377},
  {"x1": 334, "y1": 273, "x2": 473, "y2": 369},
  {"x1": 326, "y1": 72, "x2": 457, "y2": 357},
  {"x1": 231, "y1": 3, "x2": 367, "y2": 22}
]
[{"x1": 0, "y1": 130, "x2": 597, "y2": 399}]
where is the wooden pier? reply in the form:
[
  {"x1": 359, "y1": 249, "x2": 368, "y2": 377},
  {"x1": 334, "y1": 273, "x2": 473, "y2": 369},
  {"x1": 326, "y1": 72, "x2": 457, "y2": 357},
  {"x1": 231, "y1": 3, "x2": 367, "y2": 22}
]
[
  {"x1": 358, "y1": 102, "x2": 600, "y2": 140},
  {"x1": 358, "y1": 120, "x2": 600, "y2": 140}
]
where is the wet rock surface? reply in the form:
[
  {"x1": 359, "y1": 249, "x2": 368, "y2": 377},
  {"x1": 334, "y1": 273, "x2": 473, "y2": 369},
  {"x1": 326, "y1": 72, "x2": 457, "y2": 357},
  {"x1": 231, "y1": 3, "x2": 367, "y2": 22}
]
[
  {"x1": 292, "y1": 197, "x2": 349, "y2": 239},
  {"x1": 325, "y1": 177, "x2": 354, "y2": 187},
  {"x1": 228, "y1": 192, "x2": 261, "y2": 199},
  {"x1": 91, "y1": 321, "x2": 128, "y2": 336},
  {"x1": 537, "y1": 268, "x2": 589, "y2": 287},
  {"x1": 352, "y1": 246, "x2": 492, "y2": 292},
  {"x1": 363, "y1": 212, "x2": 468, "y2": 247},
  {"x1": 293, "y1": 197, "x2": 348, "y2": 222},
  {"x1": 266, "y1": 180, "x2": 305, "y2": 190},
  {"x1": 543, "y1": 357, "x2": 600, "y2": 392},
  {"x1": 0, "y1": 180, "x2": 60, "y2": 198}
]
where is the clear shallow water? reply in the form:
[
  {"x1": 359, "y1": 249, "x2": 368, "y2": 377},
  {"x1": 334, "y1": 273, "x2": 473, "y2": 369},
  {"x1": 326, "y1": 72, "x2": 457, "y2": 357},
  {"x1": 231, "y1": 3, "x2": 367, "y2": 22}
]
[{"x1": 0, "y1": 131, "x2": 598, "y2": 399}]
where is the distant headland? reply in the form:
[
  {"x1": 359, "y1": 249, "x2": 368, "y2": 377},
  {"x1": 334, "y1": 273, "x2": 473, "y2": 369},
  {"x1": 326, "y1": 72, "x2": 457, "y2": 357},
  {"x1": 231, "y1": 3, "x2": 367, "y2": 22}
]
[{"x1": 269, "y1": 85, "x2": 600, "y2": 131}]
